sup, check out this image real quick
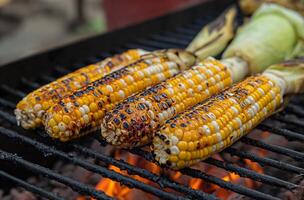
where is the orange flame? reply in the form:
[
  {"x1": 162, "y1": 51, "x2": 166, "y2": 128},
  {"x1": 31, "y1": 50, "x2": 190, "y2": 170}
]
[{"x1": 79, "y1": 131, "x2": 270, "y2": 200}]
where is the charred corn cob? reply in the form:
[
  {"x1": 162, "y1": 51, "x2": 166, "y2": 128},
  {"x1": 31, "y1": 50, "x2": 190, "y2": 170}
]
[
  {"x1": 101, "y1": 4, "x2": 304, "y2": 148},
  {"x1": 15, "y1": 6, "x2": 236, "y2": 131},
  {"x1": 152, "y1": 58, "x2": 304, "y2": 169},
  {"x1": 101, "y1": 58, "x2": 233, "y2": 147},
  {"x1": 43, "y1": 50, "x2": 198, "y2": 141},
  {"x1": 40, "y1": 7, "x2": 238, "y2": 141},
  {"x1": 15, "y1": 49, "x2": 147, "y2": 129}
]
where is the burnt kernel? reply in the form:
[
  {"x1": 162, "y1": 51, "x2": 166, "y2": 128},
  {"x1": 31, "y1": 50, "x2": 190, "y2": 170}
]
[
  {"x1": 181, "y1": 123, "x2": 187, "y2": 127},
  {"x1": 97, "y1": 102, "x2": 103, "y2": 108},
  {"x1": 74, "y1": 91, "x2": 83, "y2": 97},
  {"x1": 64, "y1": 108, "x2": 69, "y2": 113},
  {"x1": 87, "y1": 86, "x2": 94, "y2": 91},
  {"x1": 97, "y1": 89, "x2": 103, "y2": 95},
  {"x1": 126, "y1": 108, "x2": 133, "y2": 114},
  {"x1": 116, "y1": 104, "x2": 123, "y2": 109},
  {"x1": 35, "y1": 96, "x2": 41, "y2": 101},
  {"x1": 113, "y1": 109, "x2": 119, "y2": 114},
  {"x1": 104, "y1": 114, "x2": 111, "y2": 121},
  {"x1": 131, "y1": 119, "x2": 137, "y2": 125},
  {"x1": 165, "y1": 140, "x2": 170, "y2": 145},
  {"x1": 107, "y1": 61, "x2": 114, "y2": 67},
  {"x1": 113, "y1": 118, "x2": 120, "y2": 125},
  {"x1": 59, "y1": 101, "x2": 65, "y2": 107},
  {"x1": 161, "y1": 102, "x2": 168, "y2": 109},
  {"x1": 120, "y1": 113, "x2": 126, "y2": 120},
  {"x1": 74, "y1": 102, "x2": 79, "y2": 107},
  {"x1": 170, "y1": 123, "x2": 176, "y2": 128},
  {"x1": 140, "y1": 115, "x2": 147, "y2": 122},
  {"x1": 166, "y1": 160, "x2": 172, "y2": 166},
  {"x1": 93, "y1": 81, "x2": 99, "y2": 87},
  {"x1": 122, "y1": 122, "x2": 129, "y2": 129},
  {"x1": 165, "y1": 149, "x2": 171, "y2": 154},
  {"x1": 137, "y1": 103, "x2": 146, "y2": 110},
  {"x1": 159, "y1": 134, "x2": 166, "y2": 141},
  {"x1": 127, "y1": 97, "x2": 135, "y2": 103},
  {"x1": 161, "y1": 93, "x2": 168, "y2": 98},
  {"x1": 166, "y1": 99, "x2": 172, "y2": 106},
  {"x1": 153, "y1": 95, "x2": 161, "y2": 102}
]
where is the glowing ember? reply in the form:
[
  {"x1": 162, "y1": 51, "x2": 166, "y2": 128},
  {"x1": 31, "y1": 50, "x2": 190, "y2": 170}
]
[{"x1": 77, "y1": 131, "x2": 270, "y2": 199}]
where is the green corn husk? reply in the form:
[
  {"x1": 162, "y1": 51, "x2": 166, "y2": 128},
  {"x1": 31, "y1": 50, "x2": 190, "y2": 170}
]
[
  {"x1": 223, "y1": 3, "x2": 304, "y2": 74},
  {"x1": 263, "y1": 58, "x2": 304, "y2": 94}
]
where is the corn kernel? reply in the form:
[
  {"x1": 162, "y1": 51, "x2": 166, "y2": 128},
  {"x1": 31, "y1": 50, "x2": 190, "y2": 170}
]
[
  {"x1": 178, "y1": 151, "x2": 187, "y2": 160},
  {"x1": 53, "y1": 114, "x2": 62, "y2": 123},
  {"x1": 177, "y1": 141, "x2": 188, "y2": 151}
]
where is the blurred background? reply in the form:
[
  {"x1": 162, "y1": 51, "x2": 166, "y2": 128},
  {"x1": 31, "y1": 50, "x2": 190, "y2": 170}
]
[{"x1": 0, "y1": 0, "x2": 205, "y2": 65}]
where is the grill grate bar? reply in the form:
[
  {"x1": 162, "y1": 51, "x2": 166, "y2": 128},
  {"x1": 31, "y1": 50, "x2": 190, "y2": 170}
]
[
  {"x1": 135, "y1": 38, "x2": 184, "y2": 49},
  {"x1": 149, "y1": 34, "x2": 190, "y2": 46},
  {"x1": 205, "y1": 158, "x2": 298, "y2": 190},
  {"x1": 40, "y1": 75, "x2": 56, "y2": 83},
  {"x1": 274, "y1": 114, "x2": 304, "y2": 127},
  {"x1": 175, "y1": 26, "x2": 197, "y2": 36},
  {"x1": 258, "y1": 123, "x2": 304, "y2": 142},
  {"x1": 0, "y1": 170, "x2": 64, "y2": 200},
  {"x1": 241, "y1": 137, "x2": 304, "y2": 162},
  {"x1": 0, "y1": 126, "x2": 192, "y2": 200},
  {"x1": 0, "y1": 97, "x2": 15, "y2": 108},
  {"x1": 0, "y1": 149, "x2": 113, "y2": 200},
  {"x1": 1, "y1": 84, "x2": 26, "y2": 98},
  {"x1": 127, "y1": 147, "x2": 280, "y2": 200},
  {"x1": 71, "y1": 144, "x2": 215, "y2": 200},
  {"x1": 53, "y1": 66, "x2": 72, "y2": 76},
  {"x1": 286, "y1": 104, "x2": 304, "y2": 117},
  {"x1": 158, "y1": 31, "x2": 194, "y2": 41},
  {"x1": 123, "y1": 43, "x2": 157, "y2": 51},
  {"x1": 21, "y1": 78, "x2": 40, "y2": 89},
  {"x1": 225, "y1": 147, "x2": 304, "y2": 174},
  {"x1": 179, "y1": 168, "x2": 280, "y2": 200}
]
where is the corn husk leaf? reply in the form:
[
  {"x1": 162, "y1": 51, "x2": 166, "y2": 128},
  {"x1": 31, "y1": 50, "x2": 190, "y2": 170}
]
[
  {"x1": 186, "y1": 6, "x2": 236, "y2": 60},
  {"x1": 223, "y1": 4, "x2": 304, "y2": 74},
  {"x1": 264, "y1": 57, "x2": 304, "y2": 94}
]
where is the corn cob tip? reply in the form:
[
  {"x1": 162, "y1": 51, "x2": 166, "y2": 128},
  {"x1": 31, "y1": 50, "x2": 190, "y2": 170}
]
[
  {"x1": 43, "y1": 103, "x2": 99, "y2": 142},
  {"x1": 15, "y1": 98, "x2": 45, "y2": 129},
  {"x1": 100, "y1": 96, "x2": 154, "y2": 148}
]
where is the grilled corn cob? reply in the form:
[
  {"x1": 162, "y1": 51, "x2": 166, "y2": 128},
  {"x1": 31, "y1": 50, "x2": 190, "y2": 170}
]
[
  {"x1": 152, "y1": 58, "x2": 304, "y2": 169},
  {"x1": 101, "y1": 58, "x2": 234, "y2": 147},
  {"x1": 43, "y1": 50, "x2": 197, "y2": 141},
  {"x1": 15, "y1": 49, "x2": 147, "y2": 129},
  {"x1": 40, "y1": 7, "x2": 238, "y2": 141},
  {"x1": 15, "y1": 6, "x2": 236, "y2": 131},
  {"x1": 100, "y1": 4, "x2": 304, "y2": 148}
]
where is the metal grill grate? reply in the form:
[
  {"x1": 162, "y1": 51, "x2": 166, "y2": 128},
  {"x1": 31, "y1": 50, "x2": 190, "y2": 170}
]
[{"x1": 0, "y1": 1, "x2": 303, "y2": 199}]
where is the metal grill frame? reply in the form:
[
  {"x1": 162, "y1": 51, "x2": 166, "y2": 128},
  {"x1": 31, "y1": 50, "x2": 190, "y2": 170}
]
[{"x1": 0, "y1": 0, "x2": 303, "y2": 199}]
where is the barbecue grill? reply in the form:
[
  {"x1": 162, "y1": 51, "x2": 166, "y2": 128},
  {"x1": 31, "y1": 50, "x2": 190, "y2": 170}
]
[{"x1": 0, "y1": 0, "x2": 304, "y2": 199}]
